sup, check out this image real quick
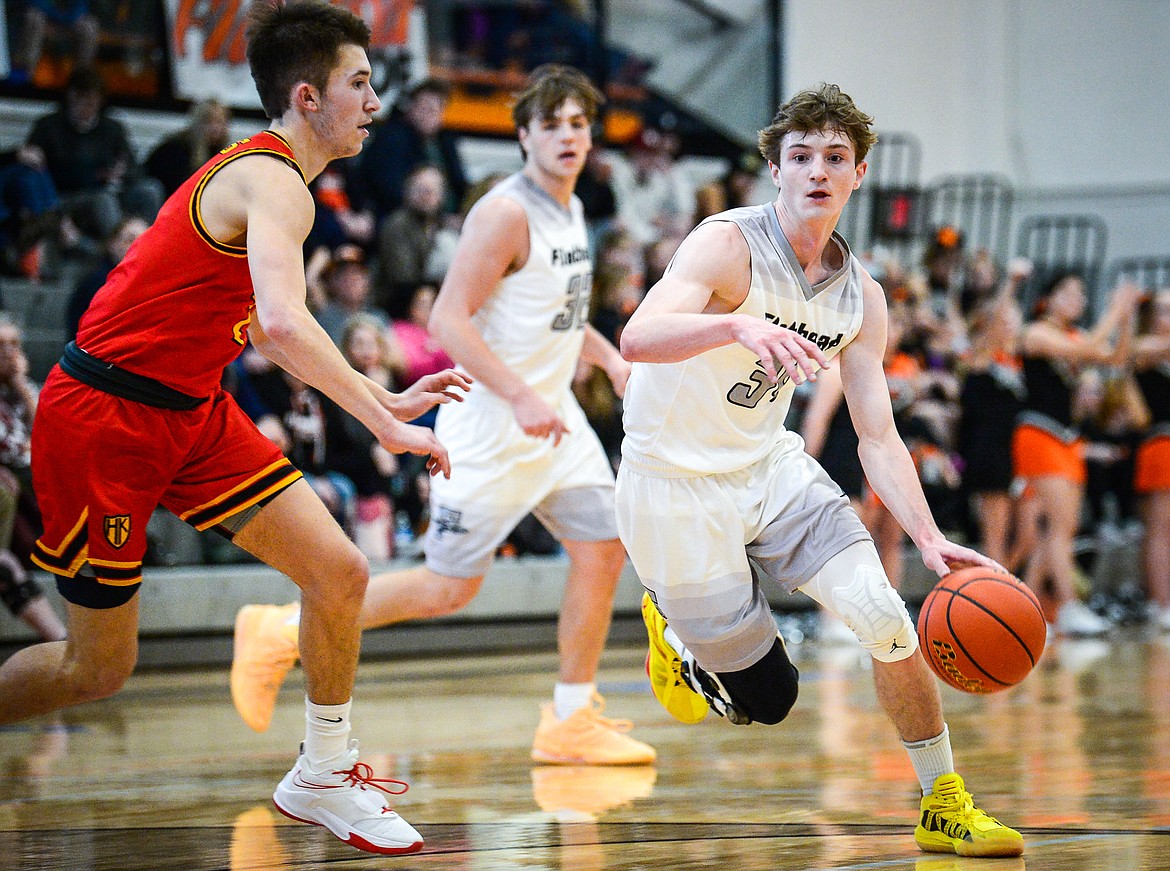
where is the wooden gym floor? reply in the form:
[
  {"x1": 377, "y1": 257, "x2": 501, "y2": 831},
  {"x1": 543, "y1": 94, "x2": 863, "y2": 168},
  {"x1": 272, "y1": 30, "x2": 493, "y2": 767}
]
[{"x1": 2, "y1": 630, "x2": 1169, "y2": 870}]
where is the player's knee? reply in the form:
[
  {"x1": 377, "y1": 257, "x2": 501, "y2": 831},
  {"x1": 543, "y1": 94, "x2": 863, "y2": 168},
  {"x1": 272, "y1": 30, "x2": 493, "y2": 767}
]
[
  {"x1": 862, "y1": 610, "x2": 917, "y2": 663},
  {"x1": 856, "y1": 594, "x2": 917, "y2": 664},
  {"x1": 716, "y1": 637, "x2": 800, "y2": 726},
  {"x1": 319, "y1": 543, "x2": 369, "y2": 600},
  {"x1": 595, "y1": 537, "x2": 629, "y2": 573},
  {"x1": 825, "y1": 559, "x2": 918, "y2": 664},
  {"x1": 85, "y1": 664, "x2": 134, "y2": 701},
  {"x1": 67, "y1": 647, "x2": 138, "y2": 702},
  {"x1": 421, "y1": 574, "x2": 482, "y2": 618}
]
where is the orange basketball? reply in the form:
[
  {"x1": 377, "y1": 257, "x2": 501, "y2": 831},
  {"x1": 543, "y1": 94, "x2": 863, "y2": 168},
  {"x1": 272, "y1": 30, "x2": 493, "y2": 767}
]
[{"x1": 917, "y1": 566, "x2": 1046, "y2": 694}]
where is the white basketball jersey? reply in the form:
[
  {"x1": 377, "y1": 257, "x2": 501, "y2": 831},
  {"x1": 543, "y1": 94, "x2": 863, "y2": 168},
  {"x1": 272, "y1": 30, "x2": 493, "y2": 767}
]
[
  {"x1": 463, "y1": 172, "x2": 592, "y2": 408},
  {"x1": 622, "y1": 204, "x2": 865, "y2": 475}
]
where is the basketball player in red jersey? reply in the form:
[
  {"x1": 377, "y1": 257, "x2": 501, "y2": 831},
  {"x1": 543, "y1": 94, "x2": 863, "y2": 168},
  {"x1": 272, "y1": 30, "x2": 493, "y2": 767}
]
[{"x1": 0, "y1": 1, "x2": 469, "y2": 856}]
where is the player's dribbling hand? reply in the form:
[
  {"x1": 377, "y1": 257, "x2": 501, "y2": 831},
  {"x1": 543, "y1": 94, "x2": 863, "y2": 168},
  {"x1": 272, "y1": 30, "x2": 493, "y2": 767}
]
[
  {"x1": 389, "y1": 369, "x2": 473, "y2": 421},
  {"x1": 382, "y1": 423, "x2": 452, "y2": 478},
  {"x1": 730, "y1": 317, "x2": 831, "y2": 385},
  {"x1": 920, "y1": 537, "x2": 1007, "y2": 578}
]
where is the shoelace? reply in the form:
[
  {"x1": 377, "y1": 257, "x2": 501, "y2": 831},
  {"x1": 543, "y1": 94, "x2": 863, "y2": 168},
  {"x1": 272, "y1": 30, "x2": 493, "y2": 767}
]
[
  {"x1": 935, "y1": 788, "x2": 991, "y2": 825},
  {"x1": 335, "y1": 762, "x2": 409, "y2": 813},
  {"x1": 583, "y1": 696, "x2": 634, "y2": 733}
]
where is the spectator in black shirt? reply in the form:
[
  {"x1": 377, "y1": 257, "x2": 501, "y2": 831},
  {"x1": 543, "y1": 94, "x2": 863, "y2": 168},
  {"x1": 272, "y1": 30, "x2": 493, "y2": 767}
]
[
  {"x1": 358, "y1": 78, "x2": 467, "y2": 223},
  {"x1": 27, "y1": 68, "x2": 163, "y2": 246}
]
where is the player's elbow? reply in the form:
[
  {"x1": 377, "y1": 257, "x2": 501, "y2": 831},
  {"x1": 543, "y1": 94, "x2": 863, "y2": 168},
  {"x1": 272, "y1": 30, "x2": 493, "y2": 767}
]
[
  {"x1": 425, "y1": 310, "x2": 446, "y2": 343},
  {"x1": 255, "y1": 310, "x2": 299, "y2": 346},
  {"x1": 619, "y1": 323, "x2": 649, "y2": 362},
  {"x1": 426, "y1": 302, "x2": 461, "y2": 349}
]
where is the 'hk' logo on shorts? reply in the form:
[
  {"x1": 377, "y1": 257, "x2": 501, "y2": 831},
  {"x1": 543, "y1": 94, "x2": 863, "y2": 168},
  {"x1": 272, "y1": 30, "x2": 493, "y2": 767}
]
[{"x1": 104, "y1": 515, "x2": 131, "y2": 549}]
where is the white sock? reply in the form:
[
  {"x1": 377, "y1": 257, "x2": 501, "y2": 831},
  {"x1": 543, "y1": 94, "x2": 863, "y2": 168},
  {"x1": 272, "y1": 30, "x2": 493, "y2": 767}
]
[
  {"x1": 304, "y1": 697, "x2": 351, "y2": 769},
  {"x1": 554, "y1": 682, "x2": 595, "y2": 720},
  {"x1": 903, "y1": 724, "x2": 954, "y2": 796}
]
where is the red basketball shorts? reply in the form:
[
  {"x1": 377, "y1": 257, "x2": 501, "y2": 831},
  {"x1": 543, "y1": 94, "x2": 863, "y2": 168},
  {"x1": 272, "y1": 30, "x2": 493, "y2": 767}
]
[{"x1": 30, "y1": 368, "x2": 301, "y2": 600}]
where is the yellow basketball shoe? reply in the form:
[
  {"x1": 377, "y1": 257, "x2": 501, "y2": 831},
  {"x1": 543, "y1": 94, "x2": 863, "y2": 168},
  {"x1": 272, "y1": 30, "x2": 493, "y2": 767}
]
[
  {"x1": 915, "y1": 773, "x2": 1024, "y2": 857},
  {"x1": 231, "y1": 603, "x2": 301, "y2": 733},
  {"x1": 531, "y1": 694, "x2": 657, "y2": 765},
  {"x1": 640, "y1": 593, "x2": 712, "y2": 724}
]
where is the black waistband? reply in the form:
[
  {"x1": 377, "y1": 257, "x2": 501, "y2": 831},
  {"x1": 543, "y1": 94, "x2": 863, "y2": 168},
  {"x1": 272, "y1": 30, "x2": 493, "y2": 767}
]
[{"x1": 59, "y1": 342, "x2": 207, "y2": 411}]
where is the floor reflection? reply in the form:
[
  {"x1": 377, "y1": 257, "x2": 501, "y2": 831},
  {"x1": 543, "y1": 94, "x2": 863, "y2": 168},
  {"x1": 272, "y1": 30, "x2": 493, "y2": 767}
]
[{"x1": 3, "y1": 637, "x2": 1170, "y2": 869}]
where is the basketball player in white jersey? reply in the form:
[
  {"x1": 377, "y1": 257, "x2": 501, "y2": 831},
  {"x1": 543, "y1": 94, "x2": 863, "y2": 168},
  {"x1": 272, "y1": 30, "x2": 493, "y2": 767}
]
[
  {"x1": 617, "y1": 84, "x2": 1023, "y2": 857},
  {"x1": 232, "y1": 65, "x2": 654, "y2": 767}
]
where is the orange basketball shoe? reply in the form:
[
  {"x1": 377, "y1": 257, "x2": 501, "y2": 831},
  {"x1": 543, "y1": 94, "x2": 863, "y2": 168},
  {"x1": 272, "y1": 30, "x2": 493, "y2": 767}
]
[
  {"x1": 231, "y1": 603, "x2": 301, "y2": 732},
  {"x1": 531, "y1": 694, "x2": 657, "y2": 765}
]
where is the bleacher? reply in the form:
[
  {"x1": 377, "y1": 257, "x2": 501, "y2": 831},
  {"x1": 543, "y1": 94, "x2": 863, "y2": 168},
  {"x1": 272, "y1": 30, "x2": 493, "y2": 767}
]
[
  {"x1": 0, "y1": 271, "x2": 76, "y2": 382},
  {"x1": 0, "y1": 0, "x2": 1162, "y2": 664}
]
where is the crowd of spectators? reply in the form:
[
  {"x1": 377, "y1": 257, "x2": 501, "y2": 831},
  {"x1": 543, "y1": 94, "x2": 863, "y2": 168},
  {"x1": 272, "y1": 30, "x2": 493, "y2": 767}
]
[
  {"x1": 0, "y1": 59, "x2": 1167, "y2": 639},
  {"x1": 788, "y1": 238, "x2": 1163, "y2": 637}
]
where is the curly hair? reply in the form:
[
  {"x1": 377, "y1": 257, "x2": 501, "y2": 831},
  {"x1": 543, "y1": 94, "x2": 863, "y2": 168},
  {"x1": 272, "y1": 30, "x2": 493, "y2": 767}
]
[{"x1": 757, "y1": 83, "x2": 877, "y2": 164}]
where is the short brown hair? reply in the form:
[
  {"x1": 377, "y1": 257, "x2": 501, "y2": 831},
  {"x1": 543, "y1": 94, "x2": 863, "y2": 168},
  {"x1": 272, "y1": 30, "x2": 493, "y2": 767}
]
[
  {"x1": 511, "y1": 64, "x2": 604, "y2": 130},
  {"x1": 757, "y1": 83, "x2": 876, "y2": 164},
  {"x1": 246, "y1": 0, "x2": 371, "y2": 120}
]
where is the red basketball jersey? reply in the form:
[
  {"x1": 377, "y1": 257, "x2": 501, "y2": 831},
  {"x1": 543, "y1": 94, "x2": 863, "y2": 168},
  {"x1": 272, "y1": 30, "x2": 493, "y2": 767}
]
[{"x1": 76, "y1": 130, "x2": 306, "y2": 397}]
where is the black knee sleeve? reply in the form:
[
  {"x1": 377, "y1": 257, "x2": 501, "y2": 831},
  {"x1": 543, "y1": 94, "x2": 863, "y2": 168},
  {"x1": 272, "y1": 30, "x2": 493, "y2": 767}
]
[
  {"x1": 715, "y1": 637, "x2": 799, "y2": 726},
  {"x1": 0, "y1": 559, "x2": 40, "y2": 616}
]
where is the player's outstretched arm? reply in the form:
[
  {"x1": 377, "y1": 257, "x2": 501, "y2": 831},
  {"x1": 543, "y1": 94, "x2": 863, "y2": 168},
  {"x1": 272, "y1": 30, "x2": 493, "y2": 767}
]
[
  {"x1": 240, "y1": 159, "x2": 451, "y2": 476},
  {"x1": 841, "y1": 273, "x2": 1001, "y2": 577},
  {"x1": 378, "y1": 369, "x2": 473, "y2": 421}
]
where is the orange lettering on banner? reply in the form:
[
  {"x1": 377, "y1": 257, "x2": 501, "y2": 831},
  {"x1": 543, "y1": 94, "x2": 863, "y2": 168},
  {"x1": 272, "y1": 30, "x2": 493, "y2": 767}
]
[
  {"x1": 172, "y1": 0, "x2": 198, "y2": 58},
  {"x1": 202, "y1": 0, "x2": 248, "y2": 64},
  {"x1": 174, "y1": 0, "x2": 411, "y2": 64},
  {"x1": 336, "y1": 0, "x2": 413, "y2": 47}
]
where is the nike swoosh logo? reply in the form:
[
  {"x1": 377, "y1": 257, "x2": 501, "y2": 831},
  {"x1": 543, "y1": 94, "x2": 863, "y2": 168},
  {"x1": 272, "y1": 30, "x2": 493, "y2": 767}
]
[
  {"x1": 317, "y1": 716, "x2": 343, "y2": 723},
  {"x1": 293, "y1": 773, "x2": 343, "y2": 790}
]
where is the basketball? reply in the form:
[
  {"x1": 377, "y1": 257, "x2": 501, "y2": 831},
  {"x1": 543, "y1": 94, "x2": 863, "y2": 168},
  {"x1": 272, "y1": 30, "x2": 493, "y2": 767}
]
[{"x1": 917, "y1": 567, "x2": 1046, "y2": 694}]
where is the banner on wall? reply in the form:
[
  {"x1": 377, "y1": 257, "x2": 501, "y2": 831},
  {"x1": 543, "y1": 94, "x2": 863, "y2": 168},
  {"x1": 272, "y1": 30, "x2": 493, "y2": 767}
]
[{"x1": 163, "y1": 0, "x2": 413, "y2": 108}]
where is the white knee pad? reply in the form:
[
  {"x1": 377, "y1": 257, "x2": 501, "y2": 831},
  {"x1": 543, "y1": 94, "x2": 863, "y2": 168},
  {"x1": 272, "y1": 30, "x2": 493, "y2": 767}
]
[{"x1": 800, "y1": 541, "x2": 917, "y2": 663}]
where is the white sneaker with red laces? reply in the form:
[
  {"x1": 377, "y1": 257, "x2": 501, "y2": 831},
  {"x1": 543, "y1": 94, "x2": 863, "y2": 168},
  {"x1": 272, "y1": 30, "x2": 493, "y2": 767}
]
[{"x1": 273, "y1": 740, "x2": 423, "y2": 855}]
